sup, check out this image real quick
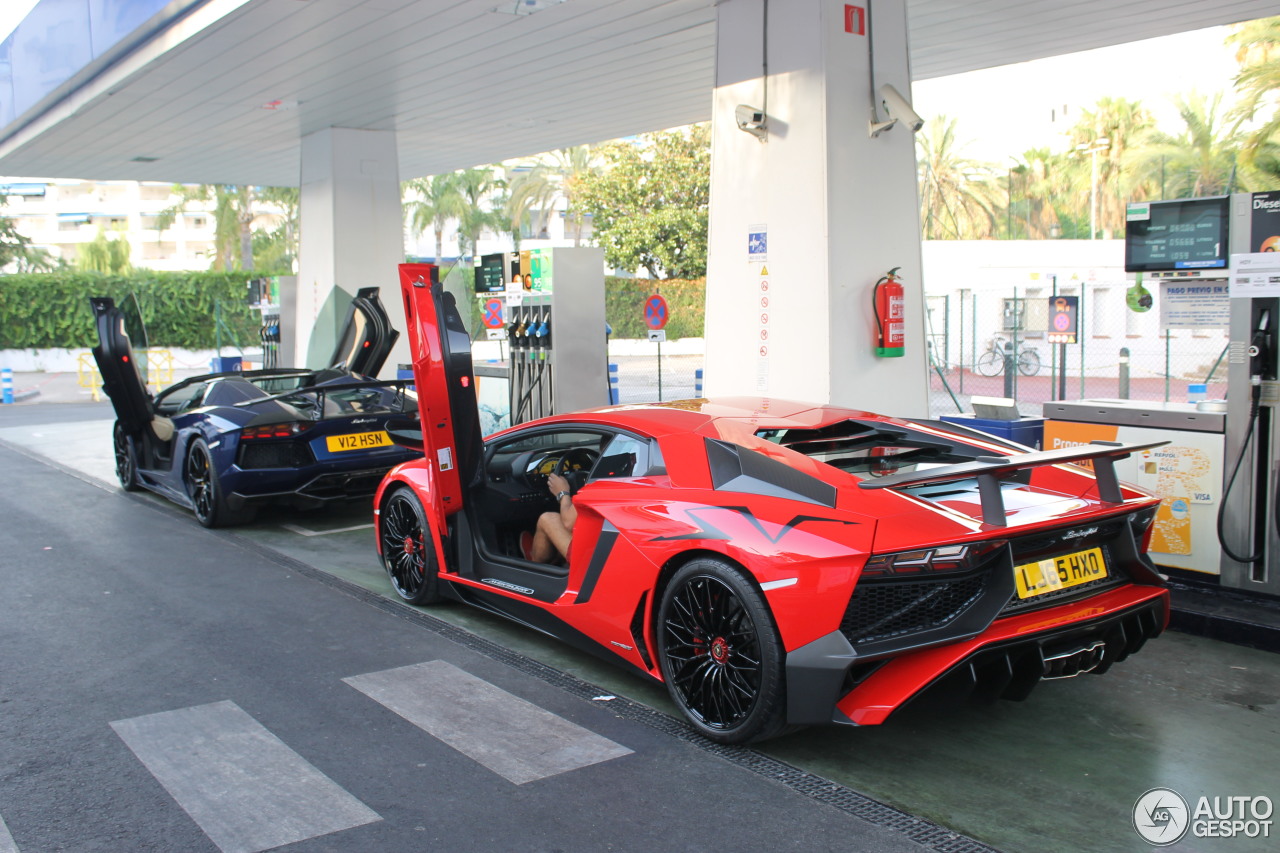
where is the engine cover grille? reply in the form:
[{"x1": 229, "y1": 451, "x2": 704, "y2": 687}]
[{"x1": 841, "y1": 573, "x2": 989, "y2": 646}]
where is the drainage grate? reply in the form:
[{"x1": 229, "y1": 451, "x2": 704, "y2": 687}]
[{"x1": 229, "y1": 532, "x2": 999, "y2": 853}]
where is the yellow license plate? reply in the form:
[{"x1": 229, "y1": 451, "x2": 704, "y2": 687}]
[
  {"x1": 326, "y1": 431, "x2": 392, "y2": 452},
  {"x1": 1014, "y1": 547, "x2": 1108, "y2": 599}
]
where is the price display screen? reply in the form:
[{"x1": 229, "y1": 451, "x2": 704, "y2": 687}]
[{"x1": 1125, "y1": 197, "x2": 1229, "y2": 273}]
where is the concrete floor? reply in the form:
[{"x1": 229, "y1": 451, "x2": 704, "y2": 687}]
[{"x1": 2, "y1": 399, "x2": 1278, "y2": 852}]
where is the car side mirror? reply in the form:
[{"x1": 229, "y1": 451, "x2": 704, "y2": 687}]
[{"x1": 385, "y1": 416, "x2": 423, "y2": 452}]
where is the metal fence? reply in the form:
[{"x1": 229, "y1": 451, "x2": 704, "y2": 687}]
[{"x1": 925, "y1": 288, "x2": 1230, "y2": 417}]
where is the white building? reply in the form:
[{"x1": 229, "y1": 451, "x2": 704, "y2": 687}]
[{"x1": 3, "y1": 178, "x2": 233, "y2": 270}]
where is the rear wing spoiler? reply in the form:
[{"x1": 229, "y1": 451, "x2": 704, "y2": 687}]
[
  {"x1": 233, "y1": 378, "x2": 416, "y2": 413},
  {"x1": 857, "y1": 439, "x2": 1169, "y2": 526}
]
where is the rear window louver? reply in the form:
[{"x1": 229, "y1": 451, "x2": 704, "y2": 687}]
[{"x1": 705, "y1": 438, "x2": 837, "y2": 508}]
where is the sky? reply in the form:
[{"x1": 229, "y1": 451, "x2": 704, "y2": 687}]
[
  {"x1": 911, "y1": 26, "x2": 1243, "y2": 163},
  {"x1": 0, "y1": 1, "x2": 39, "y2": 43}
]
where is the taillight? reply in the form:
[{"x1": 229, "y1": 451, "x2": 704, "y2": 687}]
[
  {"x1": 241, "y1": 422, "x2": 304, "y2": 440},
  {"x1": 861, "y1": 539, "x2": 1007, "y2": 578},
  {"x1": 1129, "y1": 506, "x2": 1159, "y2": 553}
]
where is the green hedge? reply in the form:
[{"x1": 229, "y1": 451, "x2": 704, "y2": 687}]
[
  {"x1": 0, "y1": 269, "x2": 707, "y2": 350},
  {"x1": 0, "y1": 271, "x2": 266, "y2": 349},
  {"x1": 604, "y1": 277, "x2": 704, "y2": 339}
]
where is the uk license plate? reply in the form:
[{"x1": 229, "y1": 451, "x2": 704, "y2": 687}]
[
  {"x1": 1014, "y1": 547, "x2": 1108, "y2": 599},
  {"x1": 325, "y1": 431, "x2": 392, "y2": 453}
]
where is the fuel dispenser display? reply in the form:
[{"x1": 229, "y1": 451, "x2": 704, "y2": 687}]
[
  {"x1": 481, "y1": 248, "x2": 607, "y2": 426},
  {"x1": 247, "y1": 276, "x2": 295, "y2": 370}
]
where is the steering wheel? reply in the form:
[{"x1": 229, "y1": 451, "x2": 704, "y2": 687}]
[{"x1": 554, "y1": 447, "x2": 600, "y2": 491}]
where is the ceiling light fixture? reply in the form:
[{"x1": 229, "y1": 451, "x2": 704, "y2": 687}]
[{"x1": 492, "y1": 0, "x2": 567, "y2": 17}]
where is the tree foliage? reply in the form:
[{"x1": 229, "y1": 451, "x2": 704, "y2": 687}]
[
  {"x1": 916, "y1": 116, "x2": 1002, "y2": 239},
  {"x1": 403, "y1": 173, "x2": 467, "y2": 263},
  {"x1": 157, "y1": 184, "x2": 294, "y2": 271},
  {"x1": 504, "y1": 146, "x2": 602, "y2": 246},
  {"x1": 575, "y1": 125, "x2": 710, "y2": 279},
  {"x1": 76, "y1": 228, "x2": 133, "y2": 274},
  {"x1": 1125, "y1": 93, "x2": 1241, "y2": 202},
  {"x1": 1230, "y1": 16, "x2": 1280, "y2": 155},
  {"x1": 1, "y1": 197, "x2": 60, "y2": 272}
]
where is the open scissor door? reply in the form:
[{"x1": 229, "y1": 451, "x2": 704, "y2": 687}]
[
  {"x1": 328, "y1": 287, "x2": 399, "y2": 377},
  {"x1": 89, "y1": 295, "x2": 154, "y2": 436}
]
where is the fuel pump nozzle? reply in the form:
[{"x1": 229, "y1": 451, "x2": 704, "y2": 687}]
[{"x1": 1248, "y1": 307, "x2": 1274, "y2": 391}]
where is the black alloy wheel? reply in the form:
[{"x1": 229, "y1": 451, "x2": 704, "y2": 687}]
[
  {"x1": 185, "y1": 437, "x2": 246, "y2": 528},
  {"x1": 381, "y1": 487, "x2": 443, "y2": 605},
  {"x1": 657, "y1": 558, "x2": 788, "y2": 744},
  {"x1": 113, "y1": 421, "x2": 142, "y2": 492}
]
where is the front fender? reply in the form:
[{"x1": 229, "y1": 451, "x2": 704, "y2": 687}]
[{"x1": 373, "y1": 460, "x2": 450, "y2": 578}]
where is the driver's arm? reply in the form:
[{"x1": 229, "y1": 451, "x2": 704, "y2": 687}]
[{"x1": 547, "y1": 472, "x2": 577, "y2": 532}]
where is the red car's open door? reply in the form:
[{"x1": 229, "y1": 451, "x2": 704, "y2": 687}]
[
  {"x1": 327, "y1": 286, "x2": 400, "y2": 377},
  {"x1": 398, "y1": 264, "x2": 484, "y2": 528}
]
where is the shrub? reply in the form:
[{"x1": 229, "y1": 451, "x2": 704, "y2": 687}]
[{"x1": 0, "y1": 271, "x2": 268, "y2": 349}]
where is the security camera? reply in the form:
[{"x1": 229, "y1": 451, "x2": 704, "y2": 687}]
[
  {"x1": 735, "y1": 104, "x2": 768, "y2": 140},
  {"x1": 878, "y1": 84, "x2": 924, "y2": 133}
]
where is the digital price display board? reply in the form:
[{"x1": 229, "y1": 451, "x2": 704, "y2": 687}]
[
  {"x1": 1125, "y1": 196, "x2": 1229, "y2": 273},
  {"x1": 475, "y1": 252, "x2": 511, "y2": 293}
]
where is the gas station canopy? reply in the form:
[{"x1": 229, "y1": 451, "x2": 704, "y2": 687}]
[{"x1": 0, "y1": 0, "x2": 1275, "y2": 186}]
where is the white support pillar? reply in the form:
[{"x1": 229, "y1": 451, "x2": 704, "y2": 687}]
[
  {"x1": 295, "y1": 127, "x2": 408, "y2": 372},
  {"x1": 704, "y1": 0, "x2": 928, "y2": 417}
]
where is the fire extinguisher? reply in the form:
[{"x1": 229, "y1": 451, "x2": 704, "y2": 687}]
[{"x1": 873, "y1": 267, "x2": 905, "y2": 358}]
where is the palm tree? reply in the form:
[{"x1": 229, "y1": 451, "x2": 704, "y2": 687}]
[
  {"x1": 1067, "y1": 97, "x2": 1155, "y2": 237},
  {"x1": 1127, "y1": 93, "x2": 1242, "y2": 199},
  {"x1": 1007, "y1": 147, "x2": 1066, "y2": 239},
  {"x1": 1228, "y1": 16, "x2": 1280, "y2": 158},
  {"x1": 157, "y1": 184, "x2": 288, "y2": 270},
  {"x1": 453, "y1": 168, "x2": 506, "y2": 260},
  {"x1": 916, "y1": 116, "x2": 1002, "y2": 239},
  {"x1": 403, "y1": 173, "x2": 465, "y2": 263},
  {"x1": 504, "y1": 146, "x2": 602, "y2": 246}
]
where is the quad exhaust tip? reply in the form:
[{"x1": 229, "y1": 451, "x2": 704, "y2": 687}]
[{"x1": 1042, "y1": 641, "x2": 1106, "y2": 679}]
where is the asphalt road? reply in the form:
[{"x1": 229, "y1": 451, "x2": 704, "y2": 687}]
[{"x1": 0, "y1": 438, "x2": 940, "y2": 853}]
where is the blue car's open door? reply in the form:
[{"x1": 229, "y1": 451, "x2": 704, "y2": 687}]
[
  {"x1": 89, "y1": 296, "x2": 154, "y2": 437},
  {"x1": 328, "y1": 287, "x2": 399, "y2": 377}
]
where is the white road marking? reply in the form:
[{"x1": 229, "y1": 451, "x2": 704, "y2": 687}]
[
  {"x1": 111, "y1": 701, "x2": 380, "y2": 853},
  {"x1": 278, "y1": 522, "x2": 374, "y2": 536},
  {"x1": 0, "y1": 812, "x2": 18, "y2": 853},
  {"x1": 345, "y1": 660, "x2": 633, "y2": 785}
]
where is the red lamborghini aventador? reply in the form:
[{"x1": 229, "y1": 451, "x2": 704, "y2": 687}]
[{"x1": 373, "y1": 263, "x2": 1170, "y2": 744}]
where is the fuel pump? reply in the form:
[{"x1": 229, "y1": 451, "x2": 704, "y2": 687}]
[
  {"x1": 1218, "y1": 192, "x2": 1280, "y2": 593},
  {"x1": 246, "y1": 276, "x2": 294, "y2": 370},
  {"x1": 490, "y1": 248, "x2": 606, "y2": 425}
]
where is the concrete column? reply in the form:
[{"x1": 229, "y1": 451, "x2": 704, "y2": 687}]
[
  {"x1": 295, "y1": 127, "x2": 408, "y2": 372},
  {"x1": 704, "y1": 0, "x2": 928, "y2": 417}
]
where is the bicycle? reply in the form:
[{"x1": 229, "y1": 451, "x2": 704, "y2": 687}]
[{"x1": 975, "y1": 335, "x2": 1041, "y2": 377}]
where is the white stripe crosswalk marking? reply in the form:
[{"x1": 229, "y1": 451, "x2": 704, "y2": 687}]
[
  {"x1": 111, "y1": 701, "x2": 380, "y2": 853},
  {"x1": 345, "y1": 660, "x2": 633, "y2": 785},
  {"x1": 0, "y1": 812, "x2": 18, "y2": 853}
]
